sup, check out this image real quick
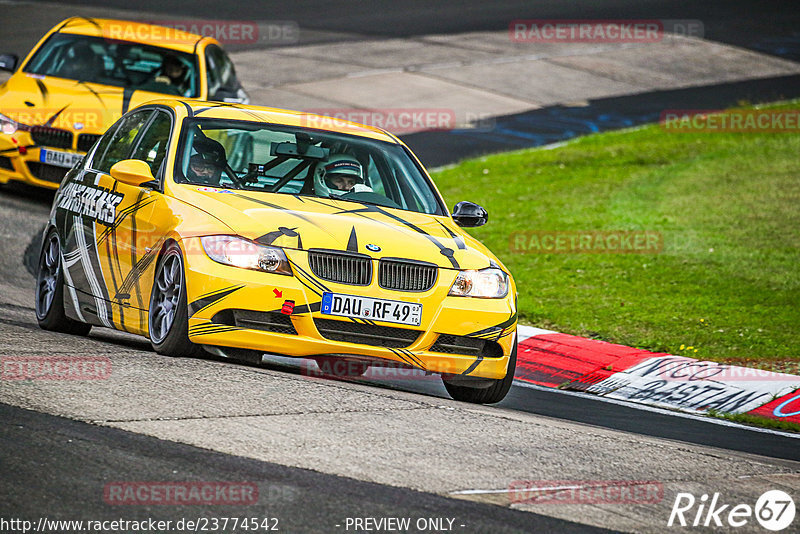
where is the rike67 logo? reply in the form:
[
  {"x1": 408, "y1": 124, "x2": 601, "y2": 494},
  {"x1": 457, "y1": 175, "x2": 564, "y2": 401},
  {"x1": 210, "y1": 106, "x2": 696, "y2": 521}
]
[{"x1": 668, "y1": 490, "x2": 795, "y2": 531}]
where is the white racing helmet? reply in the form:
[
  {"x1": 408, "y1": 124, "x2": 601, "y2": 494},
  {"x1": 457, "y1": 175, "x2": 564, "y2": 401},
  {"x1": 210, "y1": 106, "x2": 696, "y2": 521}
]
[{"x1": 314, "y1": 154, "x2": 371, "y2": 196}]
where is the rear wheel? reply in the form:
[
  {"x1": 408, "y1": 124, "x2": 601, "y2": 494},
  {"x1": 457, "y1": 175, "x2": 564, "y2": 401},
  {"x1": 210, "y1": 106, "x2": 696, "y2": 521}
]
[
  {"x1": 35, "y1": 229, "x2": 92, "y2": 335},
  {"x1": 442, "y1": 338, "x2": 517, "y2": 404},
  {"x1": 149, "y1": 243, "x2": 203, "y2": 357}
]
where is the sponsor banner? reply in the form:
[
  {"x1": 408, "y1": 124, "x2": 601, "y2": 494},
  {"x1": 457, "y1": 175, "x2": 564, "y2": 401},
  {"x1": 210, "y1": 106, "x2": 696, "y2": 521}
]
[
  {"x1": 514, "y1": 327, "x2": 800, "y2": 422},
  {"x1": 653, "y1": 359, "x2": 800, "y2": 383},
  {"x1": 747, "y1": 389, "x2": 800, "y2": 423},
  {"x1": 588, "y1": 356, "x2": 800, "y2": 414}
]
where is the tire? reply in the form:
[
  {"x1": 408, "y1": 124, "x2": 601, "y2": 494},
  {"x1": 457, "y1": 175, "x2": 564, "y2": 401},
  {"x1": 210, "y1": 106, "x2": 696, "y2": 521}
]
[
  {"x1": 149, "y1": 242, "x2": 203, "y2": 357},
  {"x1": 442, "y1": 337, "x2": 517, "y2": 404},
  {"x1": 35, "y1": 229, "x2": 92, "y2": 336}
]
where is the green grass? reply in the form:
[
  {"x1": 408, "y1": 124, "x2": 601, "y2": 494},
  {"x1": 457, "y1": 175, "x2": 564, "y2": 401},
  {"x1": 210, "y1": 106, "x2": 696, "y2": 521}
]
[
  {"x1": 432, "y1": 101, "x2": 800, "y2": 364},
  {"x1": 708, "y1": 410, "x2": 800, "y2": 434}
]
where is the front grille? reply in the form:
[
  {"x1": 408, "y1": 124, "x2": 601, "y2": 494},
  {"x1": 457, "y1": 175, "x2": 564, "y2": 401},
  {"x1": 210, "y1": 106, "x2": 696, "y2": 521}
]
[
  {"x1": 26, "y1": 162, "x2": 67, "y2": 183},
  {"x1": 308, "y1": 249, "x2": 372, "y2": 285},
  {"x1": 211, "y1": 309, "x2": 297, "y2": 335},
  {"x1": 430, "y1": 334, "x2": 503, "y2": 358},
  {"x1": 430, "y1": 334, "x2": 486, "y2": 356},
  {"x1": 31, "y1": 126, "x2": 73, "y2": 149},
  {"x1": 0, "y1": 156, "x2": 13, "y2": 171},
  {"x1": 379, "y1": 258, "x2": 437, "y2": 292},
  {"x1": 314, "y1": 318, "x2": 420, "y2": 348},
  {"x1": 77, "y1": 133, "x2": 101, "y2": 153}
]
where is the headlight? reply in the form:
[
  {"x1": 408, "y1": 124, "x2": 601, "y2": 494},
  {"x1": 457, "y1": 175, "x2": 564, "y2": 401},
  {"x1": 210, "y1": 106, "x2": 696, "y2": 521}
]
[
  {"x1": 0, "y1": 113, "x2": 26, "y2": 135},
  {"x1": 201, "y1": 235, "x2": 292, "y2": 275},
  {"x1": 448, "y1": 268, "x2": 509, "y2": 298}
]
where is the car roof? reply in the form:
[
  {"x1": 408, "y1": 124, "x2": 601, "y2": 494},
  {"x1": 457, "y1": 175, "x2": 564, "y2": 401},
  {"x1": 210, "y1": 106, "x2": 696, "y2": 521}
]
[
  {"x1": 148, "y1": 99, "x2": 402, "y2": 143},
  {"x1": 55, "y1": 17, "x2": 210, "y2": 54}
]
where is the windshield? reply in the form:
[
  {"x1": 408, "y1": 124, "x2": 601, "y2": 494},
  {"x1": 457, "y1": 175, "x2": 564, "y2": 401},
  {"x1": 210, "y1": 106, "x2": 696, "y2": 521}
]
[
  {"x1": 174, "y1": 119, "x2": 446, "y2": 216},
  {"x1": 23, "y1": 33, "x2": 199, "y2": 97}
]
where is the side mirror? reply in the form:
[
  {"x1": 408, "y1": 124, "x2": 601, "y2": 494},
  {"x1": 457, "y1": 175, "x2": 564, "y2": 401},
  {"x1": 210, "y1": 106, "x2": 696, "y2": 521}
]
[
  {"x1": 0, "y1": 54, "x2": 18, "y2": 72},
  {"x1": 452, "y1": 201, "x2": 488, "y2": 227},
  {"x1": 110, "y1": 159, "x2": 156, "y2": 187}
]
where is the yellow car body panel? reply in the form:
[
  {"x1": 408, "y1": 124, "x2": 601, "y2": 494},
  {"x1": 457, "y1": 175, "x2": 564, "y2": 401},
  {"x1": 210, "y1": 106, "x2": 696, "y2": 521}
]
[
  {"x1": 46, "y1": 100, "x2": 517, "y2": 382},
  {"x1": 0, "y1": 18, "x2": 230, "y2": 189}
]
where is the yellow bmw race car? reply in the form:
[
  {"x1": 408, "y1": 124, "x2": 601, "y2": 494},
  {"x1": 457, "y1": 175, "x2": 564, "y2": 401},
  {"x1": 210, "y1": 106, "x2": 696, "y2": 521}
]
[
  {"x1": 0, "y1": 17, "x2": 248, "y2": 189},
  {"x1": 35, "y1": 100, "x2": 518, "y2": 404}
]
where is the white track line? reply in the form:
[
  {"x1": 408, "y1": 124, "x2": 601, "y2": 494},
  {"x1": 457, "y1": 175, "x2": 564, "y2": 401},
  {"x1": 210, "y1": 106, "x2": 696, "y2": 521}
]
[{"x1": 452, "y1": 484, "x2": 585, "y2": 496}]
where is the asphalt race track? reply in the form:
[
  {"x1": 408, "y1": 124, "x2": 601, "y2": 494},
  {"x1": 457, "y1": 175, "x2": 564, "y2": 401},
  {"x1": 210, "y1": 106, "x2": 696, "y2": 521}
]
[
  {"x1": 2, "y1": 403, "x2": 607, "y2": 533},
  {"x1": 23, "y1": 0, "x2": 800, "y2": 55},
  {"x1": 2, "y1": 2, "x2": 800, "y2": 532}
]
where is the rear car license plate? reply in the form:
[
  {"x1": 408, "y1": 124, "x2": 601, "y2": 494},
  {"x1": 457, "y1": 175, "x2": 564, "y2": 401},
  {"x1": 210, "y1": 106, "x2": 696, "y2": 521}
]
[
  {"x1": 321, "y1": 292, "x2": 422, "y2": 326},
  {"x1": 40, "y1": 149, "x2": 82, "y2": 168}
]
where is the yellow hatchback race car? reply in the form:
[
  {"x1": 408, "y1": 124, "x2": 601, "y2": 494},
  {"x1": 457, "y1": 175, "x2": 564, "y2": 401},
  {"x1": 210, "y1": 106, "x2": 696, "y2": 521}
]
[
  {"x1": 0, "y1": 17, "x2": 248, "y2": 189},
  {"x1": 35, "y1": 100, "x2": 518, "y2": 404}
]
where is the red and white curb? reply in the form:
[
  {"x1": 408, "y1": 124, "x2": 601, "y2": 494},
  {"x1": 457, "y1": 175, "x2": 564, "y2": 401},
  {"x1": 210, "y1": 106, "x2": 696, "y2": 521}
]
[{"x1": 516, "y1": 326, "x2": 800, "y2": 425}]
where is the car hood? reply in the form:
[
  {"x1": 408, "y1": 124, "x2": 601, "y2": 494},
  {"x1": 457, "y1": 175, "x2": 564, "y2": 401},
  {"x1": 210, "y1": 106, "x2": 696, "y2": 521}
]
[
  {"x1": 0, "y1": 73, "x2": 170, "y2": 134},
  {"x1": 171, "y1": 186, "x2": 499, "y2": 271}
]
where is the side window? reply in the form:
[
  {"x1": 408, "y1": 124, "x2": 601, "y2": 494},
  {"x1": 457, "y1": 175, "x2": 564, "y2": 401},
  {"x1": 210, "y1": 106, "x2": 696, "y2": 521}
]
[
  {"x1": 205, "y1": 45, "x2": 238, "y2": 98},
  {"x1": 131, "y1": 111, "x2": 172, "y2": 177},
  {"x1": 205, "y1": 47, "x2": 220, "y2": 96},
  {"x1": 88, "y1": 121, "x2": 119, "y2": 171},
  {"x1": 94, "y1": 110, "x2": 153, "y2": 174}
]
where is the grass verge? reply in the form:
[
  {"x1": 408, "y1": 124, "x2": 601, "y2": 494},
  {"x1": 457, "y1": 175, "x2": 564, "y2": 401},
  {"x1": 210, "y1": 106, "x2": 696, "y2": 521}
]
[
  {"x1": 708, "y1": 410, "x2": 800, "y2": 434},
  {"x1": 432, "y1": 101, "x2": 800, "y2": 365}
]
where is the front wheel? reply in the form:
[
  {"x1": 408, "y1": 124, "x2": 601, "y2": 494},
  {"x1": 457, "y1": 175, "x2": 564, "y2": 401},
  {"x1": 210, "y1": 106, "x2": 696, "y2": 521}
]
[
  {"x1": 149, "y1": 243, "x2": 203, "y2": 357},
  {"x1": 35, "y1": 229, "x2": 92, "y2": 336},
  {"x1": 442, "y1": 338, "x2": 517, "y2": 404}
]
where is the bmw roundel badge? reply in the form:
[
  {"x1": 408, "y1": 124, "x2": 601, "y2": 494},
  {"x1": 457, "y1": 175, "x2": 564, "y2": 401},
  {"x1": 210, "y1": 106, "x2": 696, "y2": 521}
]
[{"x1": 366, "y1": 244, "x2": 381, "y2": 252}]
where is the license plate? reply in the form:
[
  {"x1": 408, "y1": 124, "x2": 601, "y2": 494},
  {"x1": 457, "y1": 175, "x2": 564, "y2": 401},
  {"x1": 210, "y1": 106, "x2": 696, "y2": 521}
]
[
  {"x1": 40, "y1": 149, "x2": 82, "y2": 168},
  {"x1": 321, "y1": 292, "x2": 422, "y2": 326}
]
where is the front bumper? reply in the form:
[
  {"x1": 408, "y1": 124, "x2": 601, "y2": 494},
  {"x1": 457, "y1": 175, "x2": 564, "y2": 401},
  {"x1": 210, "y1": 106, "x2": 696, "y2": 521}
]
[
  {"x1": 0, "y1": 132, "x2": 85, "y2": 189},
  {"x1": 181, "y1": 238, "x2": 517, "y2": 380}
]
